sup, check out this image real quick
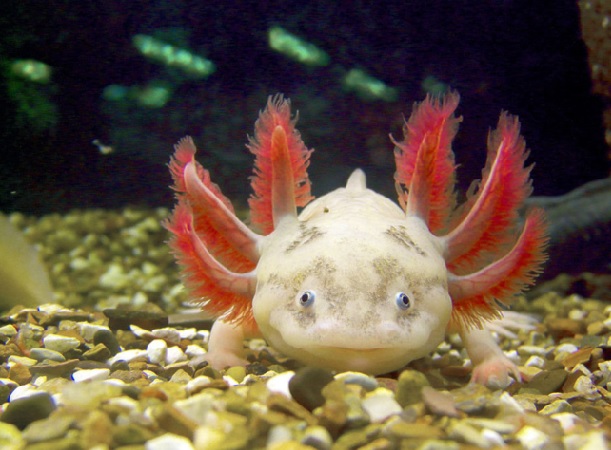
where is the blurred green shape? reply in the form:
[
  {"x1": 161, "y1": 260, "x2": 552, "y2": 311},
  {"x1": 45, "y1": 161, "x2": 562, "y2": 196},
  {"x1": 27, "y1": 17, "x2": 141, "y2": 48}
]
[
  {"x1": 10, "y1": 59, "x2": 51, "y2": 84},
  {"x1": 132, "y1": 34, "x2": 215, "y2": 79},
  {"x1": 344, "y1": 68, "x2": 398, "y2": 102},
  {"x1": 268, "y1": 26, "x2": 330, "y2": 67}
]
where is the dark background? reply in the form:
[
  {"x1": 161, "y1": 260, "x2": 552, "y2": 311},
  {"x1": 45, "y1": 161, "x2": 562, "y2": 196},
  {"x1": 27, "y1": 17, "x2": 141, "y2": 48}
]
[{"x1": 1, "y1": 0, "x2": 609, "y2": 214}]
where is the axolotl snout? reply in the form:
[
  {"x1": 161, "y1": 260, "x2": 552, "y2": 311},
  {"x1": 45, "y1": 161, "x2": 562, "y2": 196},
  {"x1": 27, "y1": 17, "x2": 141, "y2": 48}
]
[{"x1": 165, "y1": 93, "x2": 547, "y2": 386}]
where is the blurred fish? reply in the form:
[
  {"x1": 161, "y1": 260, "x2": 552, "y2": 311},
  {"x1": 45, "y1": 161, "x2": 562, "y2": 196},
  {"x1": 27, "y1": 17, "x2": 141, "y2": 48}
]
[{"x1": 0, "y1": 214, "x2": 53, "y2": 309}]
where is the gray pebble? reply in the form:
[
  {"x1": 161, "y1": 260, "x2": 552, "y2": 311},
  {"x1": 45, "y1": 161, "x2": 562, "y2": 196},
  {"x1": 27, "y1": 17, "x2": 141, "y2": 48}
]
[{"x1": 0, "y1": 392, "x2": 56, "y2": 429}]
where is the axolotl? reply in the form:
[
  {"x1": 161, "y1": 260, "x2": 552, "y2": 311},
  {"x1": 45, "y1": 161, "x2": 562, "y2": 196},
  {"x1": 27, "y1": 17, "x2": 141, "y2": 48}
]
[{"x1": 165, "y1": 93, "x2": 547, "y2": 386}]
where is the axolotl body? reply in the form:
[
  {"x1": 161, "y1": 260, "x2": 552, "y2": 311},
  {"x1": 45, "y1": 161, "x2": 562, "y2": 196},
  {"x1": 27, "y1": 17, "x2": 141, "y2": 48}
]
[{"x1": 165, "y1": 93, "x2": 547, "y2": 386}]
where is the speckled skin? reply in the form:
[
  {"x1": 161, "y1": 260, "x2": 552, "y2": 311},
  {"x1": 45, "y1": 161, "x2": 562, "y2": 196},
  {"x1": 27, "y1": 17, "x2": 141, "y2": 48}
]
[{"x1": 253, "y1": 170, "x2": 452, "y2": 374}]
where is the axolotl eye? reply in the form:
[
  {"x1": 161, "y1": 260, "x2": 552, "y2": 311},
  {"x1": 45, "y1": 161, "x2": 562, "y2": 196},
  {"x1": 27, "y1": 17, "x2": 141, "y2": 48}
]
[
  {"x1": 297, "y1": 290, "x2": 316, "y2": 308},
  {"x1": 395, "y1": 292, "x2": 411, "y2": 310}
]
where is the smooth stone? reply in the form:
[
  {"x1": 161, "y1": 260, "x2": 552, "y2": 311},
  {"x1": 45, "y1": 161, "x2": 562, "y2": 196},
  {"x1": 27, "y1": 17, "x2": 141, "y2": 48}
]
[
  {"x1": 79, "y1": 323, "x2": 109, "y2": 341},
  {"x1": 43, "y1": 334, "x2": 80, "y2": 353},
  {"x1": 0, "y1": 392, "x2": 56, "y2": 429},
  {"x1": 7, "y1": 355, "x2": 37, "y2": 367},
  {"x1": 82, "y1": 343, "x2": 111, "y2": 362},
  {"x1": 147, "y1": 339, "x2": 168, "y2": 365},
  {"x1": 93, "y1": 329, "x2": 121, "y2": 355},
  {"x1": 422, "y1": 386, "x2": 460, "y2": 418},
  {"x1": 72, "y1": 368, "x2": 110, "y2": 383},
  {"x1": 361, "y1": 391, "x2": 402, "y2": 423},
  {"x1": 29, "y1": 348, "x2": 66, "y2": 363},
  {"x1": 335, "y1": 371, "x2": 378, "y2": 391},
  {"x1": 112, "y1": 423, "x2": 155, "y2": 445},
  {"x1": 108, "y1": 349, "x2": 148, "y2": 365},
  {"x1": 104, "y1": 309, "x2": 168, "y2": 331},
  {"x1": 8, "y1": 364, "x2": 31, "y2": 386},
  {"x1": 288, "y1": 367, "x2": 334, "y2": 411},
  {"x1": 523, "y1": 369, "x2": 567, "y2": 394},
  {"x1": 225, "y1": 366, "x2": 246, "y2": 384},
  {"x1": 166, "y1": 346, "x2": 187, "y2": 365},
  {"x1": 22, "y1": 414, "x2": 73, "y2": 443},
  {"x1": 395, "y1": 369, "x2": 430, "y2": 407},
  {"x1": 0, "y1": 422, "x2": 24, "y2": 448},
  {"x1": 29, "y1": 359, "x2": 79, "y2": 378},
  {"x1": 146, "y1": 432, "x2": 195, "y2": 450},
  {"x1": 267, "y1": 371, "x2": 295, "y2": 398}
]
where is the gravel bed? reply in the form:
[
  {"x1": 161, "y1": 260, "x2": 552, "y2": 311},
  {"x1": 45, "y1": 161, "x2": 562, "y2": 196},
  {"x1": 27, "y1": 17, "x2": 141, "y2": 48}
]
[{"x1": 0, "y1": 208, "x2": 610, "y2": 449}]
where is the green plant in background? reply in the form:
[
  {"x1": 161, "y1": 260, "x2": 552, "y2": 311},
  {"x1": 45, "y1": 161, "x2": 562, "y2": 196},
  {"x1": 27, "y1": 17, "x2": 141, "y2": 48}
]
[{"x1": 6, "y1": 59, "x2": 57, "y2": 133}]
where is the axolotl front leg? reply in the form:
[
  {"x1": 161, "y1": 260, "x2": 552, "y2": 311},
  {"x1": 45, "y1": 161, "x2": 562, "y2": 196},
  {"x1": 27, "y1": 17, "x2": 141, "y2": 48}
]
[{"x1": 459, "y1": 327, "x2": 521, "y2": 387}]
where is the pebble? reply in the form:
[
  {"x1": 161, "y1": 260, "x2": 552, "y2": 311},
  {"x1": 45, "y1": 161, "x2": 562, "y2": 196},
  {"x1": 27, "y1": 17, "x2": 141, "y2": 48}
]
[
  {"x1": 108, "y1": 348, "x2": 148, "y2": 365},
  {"x1": 0, "y1": 392, "x2": 55, "y2": 429},
  {"x1": 361, "y1": 390, "x2": 402, "y2": 423},
  {"x1": 72, "y1": 368, "x2": 110, "y2": 382},
  {"x1": 2, "y1": 209, "x2": 611, "y2": 449},
  {"x1": 147, "y1": 339, "x2": 168, "y2": 365},
  {"x1": 146, "y1": 432, "x2": 195, "y2": 450},
  {"x1": 43, "y1": 334, "x2": 81, "y2": 353},
  {"x1": 288, "y1": 367, "x2": 334, "y2": 410},
  {"x1": 267, "y1": 370, "x2": 295, "y2": 398},
  {"x1": 395, "y1": 369, "x2": 430, "y2": 406},
  {"x1": 166, "y1": 346, "x2": 188, "y2": 365},
  {"x1": 29, "y1": 348, "x2": 66, "y2": 363},
  {"x1": 523, "y1": 369, "x2": 567, "y2": 394},
  {"x1": 93, "y1": 329, "x2": 121, "y2": 355}
]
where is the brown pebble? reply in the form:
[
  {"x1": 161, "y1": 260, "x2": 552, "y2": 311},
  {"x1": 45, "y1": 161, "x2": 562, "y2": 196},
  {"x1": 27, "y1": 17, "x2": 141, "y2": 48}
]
[
  {"x1": 82, "y1": 343, "x2": 111, "y2": 362},
  {"x1": 9, "y1": 363, "x2": 32, "y2": 385},
  {"x1": 545, "y1": 317, "x2": 584, "y2": 339},
  {"x1": 289, "y1": 367, "x2": 335, "y2": 411},
  {"x1": 110, "y1": 369, "x2": 146, "y2": 383},
  {"x1": 524, "y1": 369, "x2": 568, "y2": 394},
  {"x1": 29, "y1": 359, "x2": 80, "y2": 377},
  {"x1": 562, "y1": 347, "x2": 594, "y2": 369},
  {"x1": 104, "y1": 309, "x2": 168, "y2": 331},
  {"x1": 154, "y1": 405, "x2": 199, "y2": 438},
  {"x1": 422, "y1": 386, "x2": 461, "y2": 418},
  {"x1": 80, "y1": 410, "x2": 113, "y2": 447}
]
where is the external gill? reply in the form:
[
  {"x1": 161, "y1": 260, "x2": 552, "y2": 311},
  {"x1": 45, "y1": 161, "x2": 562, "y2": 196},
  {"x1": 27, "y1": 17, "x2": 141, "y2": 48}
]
[{"x1": 394, "y1": 93, "x2": 548, "y2": 330}]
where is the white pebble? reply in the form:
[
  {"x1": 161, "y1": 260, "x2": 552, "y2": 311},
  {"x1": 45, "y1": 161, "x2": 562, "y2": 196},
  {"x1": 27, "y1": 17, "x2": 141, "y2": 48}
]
[
  {"x1": 43, "y1": 334, "x2": 80, "y2": 353},
  {"x1": 72, "y1": 368, "x2": 110, "y2": 383},
  {"x1": 524, "y1": 355, "x2": 545, "y2": 368},
  {"x1": 186, "y1": 376, "x2": 212, "y2": 395},
  {"x1": 147, "y1": 339, "x2": 168, "y2": 365},
  {"x1": 108, "y1": 349, "x2": 148, "y2": 365},
  {"x1": 551, "y1": 412, "x2": 581, "y2": 432},
  {"x1": 166, "y1": 346, "x2": 187, "y2": 365},
  {"x1": 266, "y1": 371, "x2": 295, "y2": 398},
  {"x1": 361, "y1": 393, "x2": 402, "y2": 423},
  {"x1": 146, "y1": 433, "x2": 194, "y2": 450},
  {"x1": 564, "y1": 430, "x2": 606, "y2": 450},
  {"x1": 177, "y1": 328, "x2": 198, "y2": 340},
  {"x1": 9, "y1": 385, "x2": 40, "y2": 402},
  {"x1": 515, "y1": 425, "x2": 548, "y2": 450},
  {"x1": 79, "y1": 323, "x2": 109, "y2": 341},
  {"x1": 555, "y1": 343, "x2": 579, "y2": 354},
  {"x1": 185, "y1": 344, "x2": 207, "y2": 358}
]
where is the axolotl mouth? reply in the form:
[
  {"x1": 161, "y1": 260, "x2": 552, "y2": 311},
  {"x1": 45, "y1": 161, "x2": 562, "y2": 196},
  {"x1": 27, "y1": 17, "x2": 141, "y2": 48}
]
[{"x1": 279, "y1": 343, "x2": 432, "y2": 375}]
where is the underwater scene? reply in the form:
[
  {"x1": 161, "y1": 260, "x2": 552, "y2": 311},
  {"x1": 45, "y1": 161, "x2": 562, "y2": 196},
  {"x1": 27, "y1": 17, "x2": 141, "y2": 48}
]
[{"x1": 0, "y1": 1, "x2": 610, "y2": 448}]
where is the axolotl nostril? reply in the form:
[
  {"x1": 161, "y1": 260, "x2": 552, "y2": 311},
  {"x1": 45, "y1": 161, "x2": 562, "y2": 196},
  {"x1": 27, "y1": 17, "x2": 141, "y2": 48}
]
[{"x1": 164, "y1": 92, "x2": 548, "y2": 386}]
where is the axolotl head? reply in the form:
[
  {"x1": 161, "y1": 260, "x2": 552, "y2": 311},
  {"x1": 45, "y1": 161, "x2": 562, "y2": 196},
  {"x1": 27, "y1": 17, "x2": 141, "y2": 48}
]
[{"x1": 252, "y1": 172, "x2": 453, "y2": 375}]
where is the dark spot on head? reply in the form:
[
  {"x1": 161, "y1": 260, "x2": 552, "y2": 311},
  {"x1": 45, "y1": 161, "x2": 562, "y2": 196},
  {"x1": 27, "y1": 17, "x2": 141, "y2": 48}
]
[
  {"x1": 285, "y1": 222, "x2": 325, "y2": 253},
  {"x1": 385, "y1": 225, "x2": 427, "y2": 256}
]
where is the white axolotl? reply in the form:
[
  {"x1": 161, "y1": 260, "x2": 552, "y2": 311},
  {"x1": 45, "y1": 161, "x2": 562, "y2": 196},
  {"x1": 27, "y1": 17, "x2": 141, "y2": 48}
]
[{"x1": 165, "y1": 93, "x2": 547, "y2": 386}]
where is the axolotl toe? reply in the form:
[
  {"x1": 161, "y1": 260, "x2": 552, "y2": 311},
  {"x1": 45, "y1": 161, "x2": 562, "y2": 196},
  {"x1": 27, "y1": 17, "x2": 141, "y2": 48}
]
[{"x1": 165, "y1": 93, "x2": 547, "y2": 386}]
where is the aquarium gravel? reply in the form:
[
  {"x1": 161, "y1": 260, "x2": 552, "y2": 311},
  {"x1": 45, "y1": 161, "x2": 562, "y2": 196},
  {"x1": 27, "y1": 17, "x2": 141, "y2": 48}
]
[{"x1": 0, "y1": 208, "x2": 610, "y2": 449}]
